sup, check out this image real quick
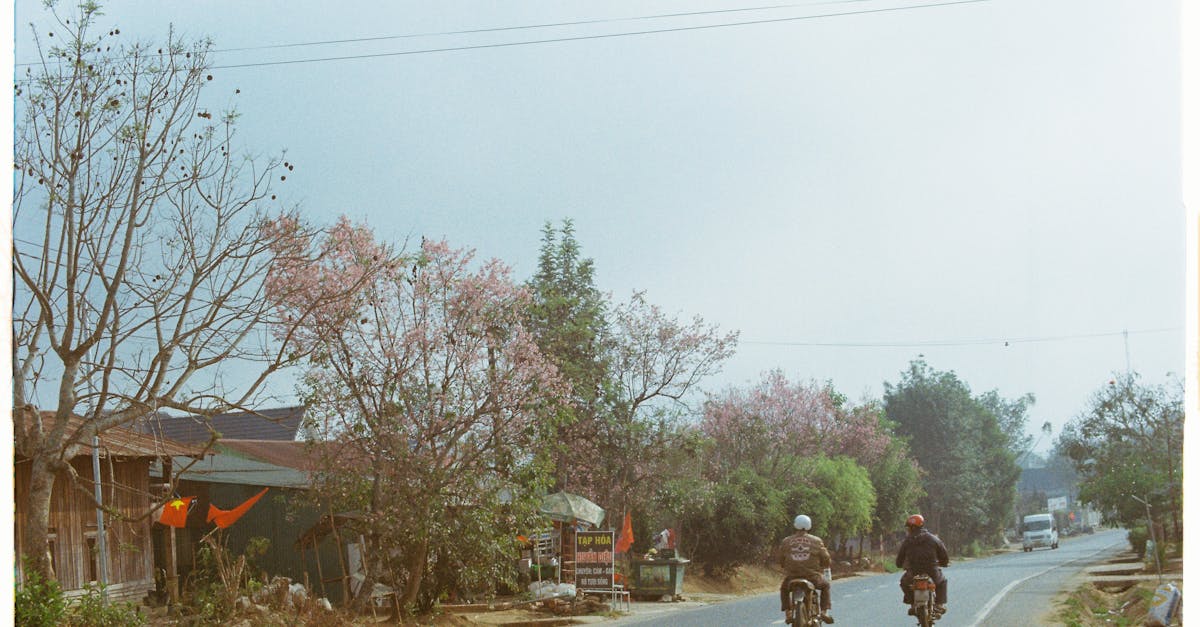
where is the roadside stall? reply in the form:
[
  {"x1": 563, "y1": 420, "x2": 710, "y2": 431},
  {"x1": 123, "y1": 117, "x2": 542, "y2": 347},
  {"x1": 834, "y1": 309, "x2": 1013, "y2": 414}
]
[
  {"x1": 630, "y1": 528, "x2": 688, "y2": 601},
  {"x1": 534, "y1": 491, "x2": 606, "y2": 586}
]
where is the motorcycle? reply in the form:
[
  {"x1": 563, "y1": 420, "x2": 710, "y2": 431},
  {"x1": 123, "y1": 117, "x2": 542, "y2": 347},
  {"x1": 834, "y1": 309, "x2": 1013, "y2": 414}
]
[
  {"x1": 909, "y1": 574, "x2": 943, "y2": 627},
  {"x1": 784, "y1": 577, "x2": 822, "y2": 626}
]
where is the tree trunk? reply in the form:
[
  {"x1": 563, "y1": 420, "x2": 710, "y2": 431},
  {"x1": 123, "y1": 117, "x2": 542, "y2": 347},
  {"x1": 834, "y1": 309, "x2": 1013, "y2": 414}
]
[
  {"x1": 21, "y1": 454, "x2": 59, "y2": 581},
  {"x1": 398, "y1": 536, "x2": 429, "y2": 611}
]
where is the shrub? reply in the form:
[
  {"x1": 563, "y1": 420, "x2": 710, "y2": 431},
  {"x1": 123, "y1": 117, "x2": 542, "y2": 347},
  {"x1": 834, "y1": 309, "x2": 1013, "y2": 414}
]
[
  {"x1": 15, "y1": 563, "x2": 67, "y2": 627},
  {"x1": 68, "y1": 584, "x2": 145, "y2": 627},
  {"x1": 681, "y1": 467, "x2": 784, "y2": 576},
  {"x1": 1126, "y1": 527, "x2": 1148, "y2": 557},
  {"x1": 960, "y1": 540, "x2": 984, "y2": 558}
]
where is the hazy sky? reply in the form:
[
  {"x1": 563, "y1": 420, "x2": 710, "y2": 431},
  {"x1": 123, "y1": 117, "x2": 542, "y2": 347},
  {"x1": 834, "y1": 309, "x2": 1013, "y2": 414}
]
[{"x1": 10, "y1": 0, "x2": 1184, "y2": 453}]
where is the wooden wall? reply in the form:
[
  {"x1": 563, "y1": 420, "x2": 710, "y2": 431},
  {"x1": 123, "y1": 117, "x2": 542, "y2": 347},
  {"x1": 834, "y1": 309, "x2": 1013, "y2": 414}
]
[{"x1": 14, "y1": 456, "x2": 156, "y2": 600}]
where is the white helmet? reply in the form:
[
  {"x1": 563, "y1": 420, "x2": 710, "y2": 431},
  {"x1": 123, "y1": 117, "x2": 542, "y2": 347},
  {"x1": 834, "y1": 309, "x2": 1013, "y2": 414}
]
[{"x1": 793, "y1": 515, "x2": 812, "y2": 530}]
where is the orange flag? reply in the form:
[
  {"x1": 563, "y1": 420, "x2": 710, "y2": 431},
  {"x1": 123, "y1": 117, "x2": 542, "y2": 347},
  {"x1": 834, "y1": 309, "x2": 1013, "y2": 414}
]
[
  {"x1": 158, "y1": 496, "x2": 195, "y2": 528},
  {"x1": 207, "y1": 487, "x2": 269, "y2": 529},
  {"x1": 615, "y1": 511, "x2": 634, "y2": 553}
]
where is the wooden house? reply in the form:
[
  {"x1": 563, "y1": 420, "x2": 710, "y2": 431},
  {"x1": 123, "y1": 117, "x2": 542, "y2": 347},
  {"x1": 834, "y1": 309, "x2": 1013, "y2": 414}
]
[
  {"x1": 13, "y1": 416, "x2": 200, "y2": 601},
  {"x1": 138, "y1": 408, "x2": 356, "y2": 603}
]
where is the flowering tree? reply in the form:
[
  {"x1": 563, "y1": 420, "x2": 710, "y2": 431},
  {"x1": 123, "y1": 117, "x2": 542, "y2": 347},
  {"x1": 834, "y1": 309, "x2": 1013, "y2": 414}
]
[
  {"x1": 701, "y1": 370, "x2": 893, "y2": 482},
  {"x1": 271, "y1": 234, "x2": 566, "y2": 611},
  {"x1": 11, "y1": 4, "x2": 352, "y2": 581},
  {"x1": 564, "y1": 291, "x2": 738, "y2": 515}
]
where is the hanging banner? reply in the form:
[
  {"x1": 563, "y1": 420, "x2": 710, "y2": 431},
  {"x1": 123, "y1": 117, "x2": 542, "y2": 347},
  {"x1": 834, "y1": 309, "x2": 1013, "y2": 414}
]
[{"x1": 575, "y1": 530, "x2": 615, "y2": 589}]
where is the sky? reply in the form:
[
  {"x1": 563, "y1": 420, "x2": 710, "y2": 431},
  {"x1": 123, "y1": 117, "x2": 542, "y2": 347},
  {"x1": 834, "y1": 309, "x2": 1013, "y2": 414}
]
[{"x1": 8, "y1": 0, "x2": 1185, "y2": 455}]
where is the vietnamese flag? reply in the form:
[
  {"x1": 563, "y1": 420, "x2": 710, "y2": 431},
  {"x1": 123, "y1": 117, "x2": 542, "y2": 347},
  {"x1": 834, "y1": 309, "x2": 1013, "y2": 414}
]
[
  {"x1": 158, "y1": 496, "x2": 195, "y2": 528},
  {"x1": 615, "y1": 511, "x2": 634, "y2": 553},
  {"x1": 207, "y1": 487, "x2": 269, "y2": 529}
]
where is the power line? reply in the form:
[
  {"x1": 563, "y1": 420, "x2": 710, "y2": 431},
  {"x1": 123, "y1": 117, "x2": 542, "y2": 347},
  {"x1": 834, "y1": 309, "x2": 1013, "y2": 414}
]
[
  {"x1": 741, "y1": 327, "x2": 1180, "y2": 348},
  {"x1": 9, "y1": 0, "x2": 926, "y2": 67},
  {"x1": 208, "y1": 0, "x2": 990, "y2": 70},
  {"x1": 206, "y1": 0, "x2": 885, "y2": 56}
]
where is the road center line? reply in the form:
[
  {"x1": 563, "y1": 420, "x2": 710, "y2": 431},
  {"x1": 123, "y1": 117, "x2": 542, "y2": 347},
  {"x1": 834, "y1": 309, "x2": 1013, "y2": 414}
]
[{"x1": 967, "y1": 539, "x2": 1123, "y2": 626}]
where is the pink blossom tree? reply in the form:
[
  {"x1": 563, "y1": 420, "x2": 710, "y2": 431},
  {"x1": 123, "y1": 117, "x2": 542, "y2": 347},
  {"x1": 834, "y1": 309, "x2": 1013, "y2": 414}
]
[
  {"x1": 270, "y1": 234, "x2": 566, "y2": 612},
  {"x1": 701, "y1": 370, "x2": 892, "y2": 481},
  {"x1": 561, "y1": 291, "x2": 738, "y2": 516},
  {"x1": 700, "y1": 371, "x2": 922, "y2": 551}
]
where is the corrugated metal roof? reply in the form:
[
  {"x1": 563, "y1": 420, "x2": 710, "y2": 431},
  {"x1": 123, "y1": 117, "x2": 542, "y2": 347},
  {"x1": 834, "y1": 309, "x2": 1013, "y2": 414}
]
[
  {"x1": 218, "y1": 440, "x2": 317, "y2": 472},
  {"x1": 152, "y1": 441, "x2": 312, "y2": 488},
  {"x1": 134, "y1": 406, "x2": 306, "y2": 445},
  {"x1": 14, "y1": 409, "x2": 204, "y2": 459},
  {"x1": 150, "y1": 437, "x2": 324, "y2": 485}
]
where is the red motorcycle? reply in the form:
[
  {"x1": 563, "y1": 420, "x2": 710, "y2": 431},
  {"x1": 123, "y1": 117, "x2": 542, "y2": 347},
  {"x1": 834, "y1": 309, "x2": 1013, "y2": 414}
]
[{"x1": 909, "y1": 574, "x2": 944, "y2": 627}]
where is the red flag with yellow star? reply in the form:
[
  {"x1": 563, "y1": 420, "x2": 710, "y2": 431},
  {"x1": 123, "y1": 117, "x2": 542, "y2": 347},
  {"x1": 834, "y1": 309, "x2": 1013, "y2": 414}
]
[{"x1": 158, "y1": 496, "x2": 195, "y2": 528}]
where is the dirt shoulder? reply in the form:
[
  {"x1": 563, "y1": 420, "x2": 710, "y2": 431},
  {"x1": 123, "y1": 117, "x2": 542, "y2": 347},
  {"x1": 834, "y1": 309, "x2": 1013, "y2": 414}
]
[{"x1": 440, "y1": 563, "x2": 890, "y2": 626}]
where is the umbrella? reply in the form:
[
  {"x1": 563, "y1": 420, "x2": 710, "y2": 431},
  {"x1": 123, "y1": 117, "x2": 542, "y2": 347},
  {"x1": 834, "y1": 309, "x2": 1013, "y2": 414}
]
[{"x1": 538, "y1": 491, "x2": 606, "y2": 528}]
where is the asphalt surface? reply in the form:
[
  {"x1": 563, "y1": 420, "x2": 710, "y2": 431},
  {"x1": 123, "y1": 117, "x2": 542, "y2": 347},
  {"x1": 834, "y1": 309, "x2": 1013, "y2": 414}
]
[{"x1": 602, "y1": 529, "x2": 1128, "y2": 627}]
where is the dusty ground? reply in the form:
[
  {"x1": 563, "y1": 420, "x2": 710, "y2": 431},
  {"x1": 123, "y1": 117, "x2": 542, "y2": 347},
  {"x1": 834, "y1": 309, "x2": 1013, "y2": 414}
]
[
  {"x1": 426, "y1": 563, "x2": 786, "y2": 626},
  {"x1": 143, "y1": 560, "x2": 883, "y2": 625},
  {"x1": 1048, "y1": 553, "x2": 1183, "y2": 626}
]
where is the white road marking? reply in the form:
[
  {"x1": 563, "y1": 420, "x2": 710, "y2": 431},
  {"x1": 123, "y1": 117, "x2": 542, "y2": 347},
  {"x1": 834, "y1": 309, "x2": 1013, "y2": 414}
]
[{"x1": 967, "y1": 540, "x2": 1123, "y2": 626}]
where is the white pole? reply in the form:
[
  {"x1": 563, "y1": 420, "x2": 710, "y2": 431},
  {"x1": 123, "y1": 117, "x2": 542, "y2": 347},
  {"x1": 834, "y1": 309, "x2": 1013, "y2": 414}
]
[{"x1": 92, "y1": 434, "x2": 109, "y2": 599}]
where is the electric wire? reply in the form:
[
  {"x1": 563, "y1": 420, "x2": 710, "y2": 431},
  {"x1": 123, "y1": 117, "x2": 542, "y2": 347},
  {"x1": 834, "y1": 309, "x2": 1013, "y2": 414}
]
[
  {"x1": 741, "y1": 327, "x2": 1180, "y2": 348},
  {"x1": 207, "y1": 0, "x2": 990, "y2": 70},
  {"x1": 207, "y1": 0, "x2": 888, "y2": 55},
  {"x1": 10, "y1": 0, "x2": 928, "y2": 67}
]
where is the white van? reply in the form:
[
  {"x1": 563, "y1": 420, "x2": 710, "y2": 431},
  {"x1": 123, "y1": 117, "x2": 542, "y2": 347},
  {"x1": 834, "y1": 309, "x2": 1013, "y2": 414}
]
[{"x1": 1021, "y1": 513, "x2": 1059, "y2": 551}]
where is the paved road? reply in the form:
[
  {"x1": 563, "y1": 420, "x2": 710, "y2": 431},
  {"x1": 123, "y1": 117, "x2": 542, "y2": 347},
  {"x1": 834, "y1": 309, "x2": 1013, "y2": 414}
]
[{"x1": 606, "y1": 529, "x2": 1127, "y2": 627}]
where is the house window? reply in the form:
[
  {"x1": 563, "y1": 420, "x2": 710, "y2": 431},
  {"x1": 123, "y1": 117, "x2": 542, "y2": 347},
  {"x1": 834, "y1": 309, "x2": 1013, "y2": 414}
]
[
  {"x1": 46, "y1": 527, "x2": 58, "y2": 576},
  {"x1": 85, "y1": 536, "x2": 98, "y2": 582},
  {"x1": 84, "y1": 523, "x2": 100, "y2": 584}
]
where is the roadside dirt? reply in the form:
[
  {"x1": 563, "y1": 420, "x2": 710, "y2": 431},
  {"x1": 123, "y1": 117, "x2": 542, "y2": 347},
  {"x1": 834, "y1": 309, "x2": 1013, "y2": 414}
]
[
  {"x1": 433, "y1": 564, "x2": 785, "y2": 626},
  {"x1": 1048, "y1": 553, "x2": 1183, "y2": 626}
]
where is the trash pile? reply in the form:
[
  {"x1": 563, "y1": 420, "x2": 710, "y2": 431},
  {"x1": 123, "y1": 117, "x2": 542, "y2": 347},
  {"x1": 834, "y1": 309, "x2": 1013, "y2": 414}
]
[{"x1": 528, "y1": 580, "x2": 576, "y2": 601}]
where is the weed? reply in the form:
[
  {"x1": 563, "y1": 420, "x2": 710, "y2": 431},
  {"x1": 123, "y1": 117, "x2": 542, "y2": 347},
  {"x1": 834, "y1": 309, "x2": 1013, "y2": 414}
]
[
  {"x1": 69, "y1": 584, "x2": 146, "y2": 627},
  {"x1": 14, "y1": 562, "x2": 67, "y2": 627}
]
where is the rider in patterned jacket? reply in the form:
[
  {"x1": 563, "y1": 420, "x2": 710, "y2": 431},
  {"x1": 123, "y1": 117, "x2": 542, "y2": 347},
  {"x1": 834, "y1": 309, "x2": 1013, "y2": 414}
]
[{"x1": 777, "y1": 514, "x2": 835, "y2": 624}]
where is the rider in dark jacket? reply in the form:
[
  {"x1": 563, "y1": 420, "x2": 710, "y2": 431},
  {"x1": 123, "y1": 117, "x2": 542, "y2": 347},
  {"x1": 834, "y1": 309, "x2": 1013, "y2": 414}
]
[{"x1": 896, "y1": 514, "x2": 949, "y2": 615}]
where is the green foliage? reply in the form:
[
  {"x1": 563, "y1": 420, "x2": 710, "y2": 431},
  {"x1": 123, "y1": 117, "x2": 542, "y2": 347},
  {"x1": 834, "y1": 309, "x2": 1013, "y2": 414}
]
[
  {"x1": 183, "y1": 543, "x2": 237, "y2": 623},
  {"x1": 883, "y1": 359, "x2": 1023, "y2": 551},
  {"x1": 780, "y1": 455, "x2": 875, "y2": 551},
  {"x1": 15, "y1": 562, "x2": 67, "y2": 627},
  {"x1": 1057, "y1": 372, "x2": 1183, "y2": 542},
  {"x1": 413, "y1": 489, "x2": 544, "y2": 611},
  {"x1": 679, "y1": 467, "x2": 784, "y2": 577},
  {"x1": 67, "y1": 584, "x2": 145, "y2": 627},
  {"x1": 867, "y1": 440, "x2": 924, "y2": 535},
  {"x1": 525, "y1": 220, "x2": 613, "y2": 488},
  {"x1": 960, "y1": 540, "x2": 984, "y2": 558},
  {"x1": 1126, "y1": 527, "x2": 1148, "y2": 558}
]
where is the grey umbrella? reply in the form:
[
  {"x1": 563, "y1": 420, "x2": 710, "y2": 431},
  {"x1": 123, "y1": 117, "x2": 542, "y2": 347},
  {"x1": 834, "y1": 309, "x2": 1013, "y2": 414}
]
[{"x1": 538, "y1": 491, "x2": 606, "y2": 527}]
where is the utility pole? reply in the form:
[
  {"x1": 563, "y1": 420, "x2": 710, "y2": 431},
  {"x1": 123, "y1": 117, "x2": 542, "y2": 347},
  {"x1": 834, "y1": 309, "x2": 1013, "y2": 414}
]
[
  {"x1": 88, "y1": 360, "x2": 109, "y2": 601},
  {"x1": 91, "y1": 433, "x2": 109, "y2": 600},
  {"x1": 1130, "y1": 495, "x2": 1162, "y2": 582}
]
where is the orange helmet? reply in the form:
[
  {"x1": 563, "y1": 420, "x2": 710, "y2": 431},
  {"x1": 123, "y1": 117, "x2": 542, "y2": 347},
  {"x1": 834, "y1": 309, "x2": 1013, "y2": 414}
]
[{"x1": 906, "y1": 514, "x2": 925, "y2": 528}]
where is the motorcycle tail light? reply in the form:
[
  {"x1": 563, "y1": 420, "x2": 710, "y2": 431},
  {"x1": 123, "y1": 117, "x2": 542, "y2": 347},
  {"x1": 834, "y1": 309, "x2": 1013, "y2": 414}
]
[{"x1": 914, "y1": 579, "x2": 937, "y2": 590}]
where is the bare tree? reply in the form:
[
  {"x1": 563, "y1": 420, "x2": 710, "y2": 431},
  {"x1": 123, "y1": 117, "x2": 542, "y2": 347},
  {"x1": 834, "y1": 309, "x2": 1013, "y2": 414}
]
[{"x1": 12, "y1": 3, "x2": 356, "y2": 580}]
